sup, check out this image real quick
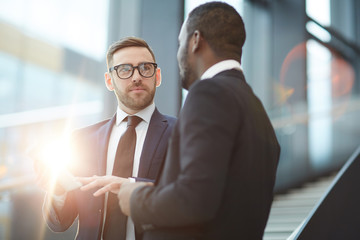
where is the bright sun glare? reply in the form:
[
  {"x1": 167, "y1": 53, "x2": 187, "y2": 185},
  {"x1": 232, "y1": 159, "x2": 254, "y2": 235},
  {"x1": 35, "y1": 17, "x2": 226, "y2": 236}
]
[
  {"x1": 40, "y1": 138, "x2": 72, "y2": 173},
  {"x1": 38, "y1": 136, "x2": 82, "y2": 192}
]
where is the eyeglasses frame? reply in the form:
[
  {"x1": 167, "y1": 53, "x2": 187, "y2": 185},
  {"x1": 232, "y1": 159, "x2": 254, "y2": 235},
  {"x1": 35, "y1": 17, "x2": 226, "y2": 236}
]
[{"x1": 109, "y1": 62, "x2": 158, "y2": 79}]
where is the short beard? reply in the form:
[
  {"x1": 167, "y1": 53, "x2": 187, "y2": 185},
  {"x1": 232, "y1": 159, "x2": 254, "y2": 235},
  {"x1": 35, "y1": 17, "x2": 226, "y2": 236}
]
[
  {"x1": 179, "y1": 43, "x2": 197, "y2": 90},
  {"x1": 114, "y1": 80, "x2": 156, "y2": 111},
  {"x1": 180, "y1": 66, "x2": 197, "y2": 90}
]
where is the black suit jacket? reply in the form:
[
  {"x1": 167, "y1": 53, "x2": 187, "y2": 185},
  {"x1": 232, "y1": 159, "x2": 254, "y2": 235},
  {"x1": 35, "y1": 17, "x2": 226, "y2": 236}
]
[
  {"x1": 44, "y1": 108, "x2": 176, "y2": 240},
  {"x1": 130, "y1": 70, "x2": 280, "y2": 240}
]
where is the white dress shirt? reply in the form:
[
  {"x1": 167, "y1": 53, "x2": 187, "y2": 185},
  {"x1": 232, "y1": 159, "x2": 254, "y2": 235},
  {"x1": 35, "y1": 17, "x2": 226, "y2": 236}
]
[{"x1": 200, "y1": 59, "x2": 242, "y2": 80}]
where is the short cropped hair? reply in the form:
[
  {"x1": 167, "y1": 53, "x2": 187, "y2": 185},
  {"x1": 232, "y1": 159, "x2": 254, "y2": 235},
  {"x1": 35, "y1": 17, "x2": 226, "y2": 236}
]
[
  {"x1": 106, "y1": 37, "x2": 156, "y2": 68},
  {"x1": 187, "y1": 2, "x2": 246, "y2": 62}
]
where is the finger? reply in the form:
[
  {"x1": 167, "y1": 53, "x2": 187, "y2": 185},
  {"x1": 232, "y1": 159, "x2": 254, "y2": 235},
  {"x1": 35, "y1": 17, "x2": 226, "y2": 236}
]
[
  {"x1": 93, "y1": 184, "x2": 112, "y2": 197},
  {"x1": 80, "y1": 181, "x2": 99, "y2": 191},
  {"x1": 93, "y1": 182, "x2": 121, "y2": 196},
  {"x1": 108, "y1": 182, "x2": 121, "y2": 194},
  {"x1": 145, "y1": 182, "x2": 154, "y2": 187},
  {"x1": 80, "y1": 177, "x2": 109, "y2": 191},
  {"x1": 77, "y1": 176, "x2": 97, "y2": 184}
]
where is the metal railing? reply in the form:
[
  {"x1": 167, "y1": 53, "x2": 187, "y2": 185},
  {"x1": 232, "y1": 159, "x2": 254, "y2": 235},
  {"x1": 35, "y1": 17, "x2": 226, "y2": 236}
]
[{"x1": 289, "y1": 145, "x2": 360, "y2": 239}]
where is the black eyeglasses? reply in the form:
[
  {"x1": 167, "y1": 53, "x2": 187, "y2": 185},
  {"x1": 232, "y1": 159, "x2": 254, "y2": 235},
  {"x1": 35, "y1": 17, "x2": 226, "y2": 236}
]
[{"x1": 109, "y1": 62, "x2": 158, "y2": 79}]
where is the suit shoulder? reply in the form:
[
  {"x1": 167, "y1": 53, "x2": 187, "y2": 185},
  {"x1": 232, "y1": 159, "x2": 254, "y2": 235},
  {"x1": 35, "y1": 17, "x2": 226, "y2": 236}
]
[
  {"x1": 192, "y1": 70, "x2": 251, "y2": 99},
  {"x1": 73, "y1": 118, "x2": 111, "y2": 136},
  {"x1": 208, "y1": 70, "x2": 245, "y2": 87},
  {"x1": 188, "y1": 76, "x2": 235, "y2": 100}
]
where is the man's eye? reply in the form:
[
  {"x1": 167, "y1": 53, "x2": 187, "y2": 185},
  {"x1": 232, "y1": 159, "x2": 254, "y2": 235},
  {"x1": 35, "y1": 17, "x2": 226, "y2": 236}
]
[
  {"x1": 142, "y1": 64, "x2": 153, "y2": 71},
  {"x1": 143, "y1": 66, "x2": 151, "y2": 71},
  {"x1": 119, "y1": 66, "x2": 132, "y2": 72}
]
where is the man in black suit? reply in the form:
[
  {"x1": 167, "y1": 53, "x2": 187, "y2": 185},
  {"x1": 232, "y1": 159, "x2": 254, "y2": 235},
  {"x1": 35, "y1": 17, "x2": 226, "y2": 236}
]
[
  {"x1": 117, "y1": 2, "x2": 280, "y2": 240},
  {"x1": 35, "y1": 37, "x2": 176, "y2": 240}
]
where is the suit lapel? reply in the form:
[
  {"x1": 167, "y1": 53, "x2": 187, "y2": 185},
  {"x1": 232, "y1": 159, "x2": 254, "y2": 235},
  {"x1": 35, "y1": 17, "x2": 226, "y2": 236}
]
[
  {"x1": 138, "y1": 108, "x2": 168, "y2": 178},
  {"x1": 95, "y1": 115, "x2": 116, "y2": 175}
]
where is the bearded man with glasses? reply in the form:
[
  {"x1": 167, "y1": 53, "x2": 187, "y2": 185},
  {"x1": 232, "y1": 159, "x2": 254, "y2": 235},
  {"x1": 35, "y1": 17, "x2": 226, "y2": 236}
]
[{"x1": 37, "y1": 37, "x2": 176, "y2": 240}]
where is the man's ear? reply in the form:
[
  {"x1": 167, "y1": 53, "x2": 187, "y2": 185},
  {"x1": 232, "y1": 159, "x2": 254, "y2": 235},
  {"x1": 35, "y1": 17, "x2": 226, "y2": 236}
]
[
  {"x1": 155, "y1": 68, "x2": 162, "y2": 87},
  {"x1": 104, "y1": 72, "x2": 114, "y2": 91},
  {"x1": 191, "y1": 30, "x2": 201, "y2": 53}
]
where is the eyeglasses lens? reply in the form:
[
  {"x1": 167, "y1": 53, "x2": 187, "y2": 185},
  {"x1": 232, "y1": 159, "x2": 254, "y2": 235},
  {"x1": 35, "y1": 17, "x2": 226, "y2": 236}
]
[{"x1": 116, "y1": 63, "x2": 156, "y2": 79}]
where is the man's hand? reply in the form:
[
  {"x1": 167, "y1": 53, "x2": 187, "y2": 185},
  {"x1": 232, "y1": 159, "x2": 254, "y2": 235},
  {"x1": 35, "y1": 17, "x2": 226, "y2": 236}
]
[
  {"x1": 78, "y1": 175, "x2": 130, "y2": 196},
  {"x1": 118, "y1": 182, "x2": 153, "y2": 216},
  {"x1": 30, "y1": 145, "x2": 66, "y2": 196}
]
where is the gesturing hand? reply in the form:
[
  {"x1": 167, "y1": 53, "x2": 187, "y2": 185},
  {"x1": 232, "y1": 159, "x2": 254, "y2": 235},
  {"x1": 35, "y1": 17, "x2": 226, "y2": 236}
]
[{"x1": 78, "y1": 175, "x2": 130, "y2": 197}]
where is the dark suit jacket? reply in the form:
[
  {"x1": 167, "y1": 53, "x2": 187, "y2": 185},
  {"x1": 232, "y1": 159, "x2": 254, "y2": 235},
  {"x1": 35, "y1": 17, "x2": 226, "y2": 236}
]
[
  {"x1": 130, "y1": 70, "x2": 281, "y2": 240},
  {"x1": 44, "y1": 108, "x2": 176, "y2": 240}
]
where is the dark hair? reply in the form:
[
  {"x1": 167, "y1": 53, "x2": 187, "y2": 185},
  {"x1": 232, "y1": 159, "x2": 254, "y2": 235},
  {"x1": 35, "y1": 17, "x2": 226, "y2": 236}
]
[
  {"x1": 106, "y1": 37, "x2": 156, "y2": 68},
  {"x1": 187, "y1": 2, "x2": 246, "y2": 62}
]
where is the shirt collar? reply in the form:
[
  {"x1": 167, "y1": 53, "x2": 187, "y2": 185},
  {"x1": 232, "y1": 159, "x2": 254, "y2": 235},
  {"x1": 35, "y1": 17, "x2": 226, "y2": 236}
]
[
  {"x1": 116, "y1": 102, "x2": 155, "y2": 126},
  {"x1": 200, "y1": 59, "x2": 242, "y2": 80}
]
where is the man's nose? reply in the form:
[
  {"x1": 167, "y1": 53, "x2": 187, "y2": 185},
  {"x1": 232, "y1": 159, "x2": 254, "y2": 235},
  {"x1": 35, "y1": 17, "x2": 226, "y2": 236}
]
[{"x1": 131, "y1": 68, "x2": 142, "y2": 83}]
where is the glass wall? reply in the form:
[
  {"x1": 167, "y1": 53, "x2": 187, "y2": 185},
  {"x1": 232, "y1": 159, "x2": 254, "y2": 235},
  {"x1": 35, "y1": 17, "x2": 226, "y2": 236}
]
[
  {"x1": 0, "y1": 0, "x2": 108, "y2": 176},
  {"x1": 304, "y1": 0, "x2": 359, "y2": 183},
  {"x1": 0, "y1": 0, "x2": 109, "y2": 238}
]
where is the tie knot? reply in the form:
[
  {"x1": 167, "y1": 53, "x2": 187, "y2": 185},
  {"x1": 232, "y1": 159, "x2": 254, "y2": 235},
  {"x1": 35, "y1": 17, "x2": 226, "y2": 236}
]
[{"x1": 127, "y1": 115, "x2": 142, "y2": 127}]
